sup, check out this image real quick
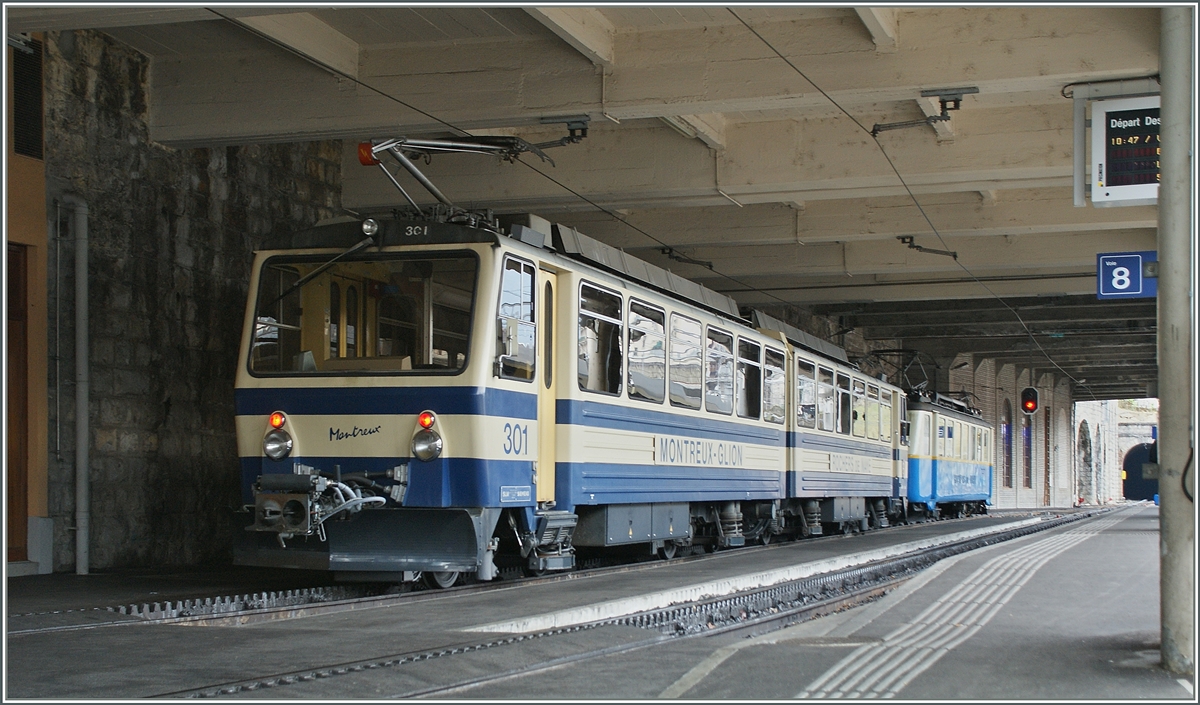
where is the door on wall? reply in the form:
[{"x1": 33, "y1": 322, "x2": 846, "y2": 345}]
[
  {"x1": 8, "y1": 243, "x2": 29, "y2": 562},
  {"x1": 536, "y1": 270, "x2": 557, "y2": 505}
]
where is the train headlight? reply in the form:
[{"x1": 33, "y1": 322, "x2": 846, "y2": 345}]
[
  {"x1": 412, "y1": 429, "x2": 443, "y2": 461},
  {"x1": 362, "y1": 218, "x2": 380, "y2": 237},
  {"x1": 263, "y1": 429, "x2": 294, "y2": 460}
]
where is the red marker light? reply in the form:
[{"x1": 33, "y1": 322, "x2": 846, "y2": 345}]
[
  {"x1": 357, "y1": 142, "x2": 381, "y2": 166},
  {"x1": 269, "y1": 411, "x2": 287, "y2": 429},
  {"x1": 418, "y1": 411, "x2": 436, "y2": 429}
]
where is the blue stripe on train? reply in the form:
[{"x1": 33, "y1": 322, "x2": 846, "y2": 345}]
[
  {"x1": 556, "y1": 461, "x2": 782, "y2": 509},
  {"x1": 241, "y1": 455, "x2": 536, "y2": 508},
  {"x1": 789, "y1": 431, "x2": 892, "y2": 458},
  {"x1": 235, "y1": 385, "x2": 537, "y2": 419},
  {"x1": 557, "y1": 399, "x2": 785, "y2": 445}
]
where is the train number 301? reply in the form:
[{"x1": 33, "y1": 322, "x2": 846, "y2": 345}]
[{"x1": 503, "y1": 422, "x2": 530, "y2": 456}]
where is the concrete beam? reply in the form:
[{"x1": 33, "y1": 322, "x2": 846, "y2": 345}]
[
  {"x1": 854, "y1": 7, "x2": 898, "y2": 52},
  {"x1": 235, "y1": 13, "x2": 360, "y2": 80},
  {"x1": 143, "y1": 7, "x2": 1160, "y2": 146},
  {"x1": 543, "y1": 190, "x2": 1155, "y2": 251},
  {"x1": 4, "y1": 6, "x2": 300, "y2": 33},
  {"x1": 525, "y1": 7, "x2": 615, "y2": 68},
  {"x1": 675, "y1": 114, "x2": 727, "y2": 150},
  {"x1": 618, "y1": 230, "x2": 1157, "y2": 281}
]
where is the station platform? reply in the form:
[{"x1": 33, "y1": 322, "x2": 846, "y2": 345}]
[{"x1": 4, "y1": 503, "x2": 1192, "y2": 699}]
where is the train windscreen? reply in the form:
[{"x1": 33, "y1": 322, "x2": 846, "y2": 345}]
[{"x1": 249, "y1": 252, "x2": 477, "y2": 375}]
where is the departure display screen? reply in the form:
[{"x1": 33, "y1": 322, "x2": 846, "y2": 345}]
[{"x1": 1104, "y1": 107, "x2": 1160, "y2": 187}]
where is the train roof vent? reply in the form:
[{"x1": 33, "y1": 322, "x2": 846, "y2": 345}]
[
  {"x1": 552, "y1": 223, "x2": 741, "y2": 319},
  {"x1": 749, "y1": 310, "x2": 849, "y2": 363}
]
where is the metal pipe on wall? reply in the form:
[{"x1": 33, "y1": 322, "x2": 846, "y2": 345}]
[
  {"x1": 1157, "y1": 6, "x2": 1194, "y2": 677},
  {"x1": 60, "y1": 194, "x2": 90, "y2": 575}
]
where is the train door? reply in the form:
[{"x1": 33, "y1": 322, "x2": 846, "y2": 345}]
[{"x1": 536, "y1": 269, "x2": 557, "y2": 504}]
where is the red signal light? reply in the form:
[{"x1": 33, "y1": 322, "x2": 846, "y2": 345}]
[
  {"x1": 269, "y1": 411, "x2": 287, "y2": 429},
  {"x1": 418, "y1": 411, "x2": 436, "y2": 429},
  {"x1": 1019, "y1": 387, "x2": 1039, "y2": 415}
]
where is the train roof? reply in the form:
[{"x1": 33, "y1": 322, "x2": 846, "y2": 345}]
[
  {"x1": 908, "y1": 391, "x2": 987, "y2": 424},
  {"x1": 263, "y1": 212, "x2": 850, "y2": 365}
]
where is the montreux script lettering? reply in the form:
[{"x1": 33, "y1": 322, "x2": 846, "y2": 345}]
[{"x1": 329, "y1": 425, "x2": 382, "y2": 441}]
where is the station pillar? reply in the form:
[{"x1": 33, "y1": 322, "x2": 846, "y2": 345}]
[{"x1": 1156, "y1": 6, "x2": 1194, "y2": 677}]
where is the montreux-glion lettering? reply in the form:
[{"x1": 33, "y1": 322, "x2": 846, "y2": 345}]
[{"x1": 656, "y1": 435, "x2": 745, "y2": 467}]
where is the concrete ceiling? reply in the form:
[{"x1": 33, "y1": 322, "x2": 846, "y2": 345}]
[{"x1": 9, "y1": 5, "x2": 1165, "y2": 399}]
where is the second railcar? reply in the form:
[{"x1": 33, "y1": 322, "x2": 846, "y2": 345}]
[{"x1": 906, "y1": 392, "x2": 993, "y2": 518}]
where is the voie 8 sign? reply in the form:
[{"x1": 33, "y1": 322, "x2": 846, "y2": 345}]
[
  {"x1": 1091, "y1": 95, "x2": 1161, "y2": 206},
  {"x1": 1097, "y1": 251, "x2": 1157, "y2": 300}
]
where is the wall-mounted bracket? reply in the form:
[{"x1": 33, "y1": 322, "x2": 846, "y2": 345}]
[
  {"x1": 872, "y1": 87, "x2": 978, "y2": 136},
  {"x1": 536, "y1": 115, "x2": 591, "y2": 149},
  {"x1": 898, "y1": 235, "x2": 957, "y2": 260}
]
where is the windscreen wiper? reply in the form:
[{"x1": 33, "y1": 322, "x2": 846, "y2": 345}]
[{"x1": 263, "y1": 235, "x2": 376, "y2": 311}]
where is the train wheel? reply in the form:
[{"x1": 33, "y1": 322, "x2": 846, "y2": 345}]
[
  {"x1": 759, "y1": 531, "x2": 772, "y2": 546},
  {"x1": 423, "y1": 571, "x2": 460, "y2": 589},
  {"x1": 657, "y1": 542, "x2": 678, "y2": 560}
]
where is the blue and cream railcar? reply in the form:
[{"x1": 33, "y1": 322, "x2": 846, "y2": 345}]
[
  {"x1": 234, "y1": 218, "x2": 556, "y2": 585},
  {"x1": 232, "y1": 206, "x2": 922, "y2": 585},
  {"x1": 554, "y1": 233, "x2": 789, "y2": 557},
  {"x1": 751, "y1": 312, "x2": 909, "y2": 535},
  {"x1": 905, "y1": 393, "x2": 993, "y2": 517}
]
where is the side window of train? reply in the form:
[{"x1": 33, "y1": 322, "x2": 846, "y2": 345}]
[
  {"x1": 497, "y1": 256, "x2": 536, "y2": 381},
  {"x1": 836, "y1": 373, "x2": 851, "y2": 435},
  {"x1": 762, "y1": 348, "x2": 786, "y2": 424},
  {"x1": 796, "y1": 358, "x2": 817, "y2": 429},
  {"x1": 936, "y1": 417, "x2": 946, "y2": 456},
  {"x1": 252, "y1": 264, "x2": 301, "y2": 372},
  {"x1": 912, "y1": 412, "x2": 929, "y2": 456},
  {"x1": 578, "y1": 282, "x2": 623, "y2": 395},
  {"x1": 627, "y1": 300, "x2": 665, "y2": 403},
  {"x1": 818, "y1": 366, "x2": 836, "y2": 432},
  {"x1": 705, "y1": 327, "x2": 734, "y2": 415},
  {"x1": 668, "y1": 314, "x2": 702, "y2": 409},
  {"x1": 736, "y1": 338, "x2": 762, "y2": 420},
  {"x1": 867, "y1": 384, "x2": 880, "y2": 440},
  {"x1": 881, "y1": 390, "x2": 893, "y2": 442},
  {"x1": 543, "y1": 280, "x2": 553, "y2": 389},
  {"x1": 851, "y1": 378, "x2": 866, "y2": 437}
]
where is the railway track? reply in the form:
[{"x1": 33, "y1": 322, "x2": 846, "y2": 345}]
[
  {"x1": 121, "y1": 509, "x2": 1100, "y2": 699},
  {"x1": 6, "y1": 510, "x2": 1092, "y2": 639}
]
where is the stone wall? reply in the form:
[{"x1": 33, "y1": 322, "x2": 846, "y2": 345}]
[{"x1": 42, "y1": 29, "x2": 342, "y2": 570}]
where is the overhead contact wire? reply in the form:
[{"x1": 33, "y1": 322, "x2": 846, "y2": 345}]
[
  {"x1": 213, "y1": 7, "x2": 795, "y2": 311},
  {"x1": 728, "y1": 8, "x2": 1096, "y2": 399}
]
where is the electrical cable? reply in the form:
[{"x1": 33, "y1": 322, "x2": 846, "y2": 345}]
[
  {"x1": 1182, "y1": 447, "x2": 1193, "y2": 503},
  {"x1": 727, "y1": 8, "x2": 1098, "y2": 401},
  {"x1": 210, "y1": 8, "x2": 797, "y2": 313},
  {"x1": 218, "y1": 7, "x2": 1105, "y2": 392}
]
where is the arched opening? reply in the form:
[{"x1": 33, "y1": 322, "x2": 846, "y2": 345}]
[
  {"x1": 1077, "y1": 420, "x2": 1093, "y2": 504},
  {"x1": 1122, "y1": 442, "x2": 1158, "y2": 501}
]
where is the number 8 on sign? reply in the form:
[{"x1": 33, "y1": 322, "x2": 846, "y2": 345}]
[{"x1": 1111, "y1": 267, "x2": 1131, "y2": 290}]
